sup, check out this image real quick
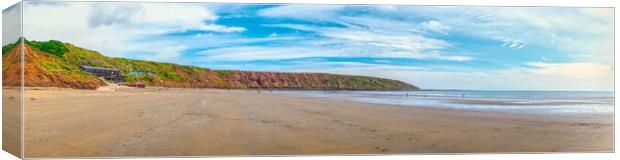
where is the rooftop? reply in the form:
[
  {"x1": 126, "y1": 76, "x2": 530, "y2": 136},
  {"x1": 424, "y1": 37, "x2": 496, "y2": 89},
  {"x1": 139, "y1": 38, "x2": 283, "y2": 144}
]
[{"x1": 80, "y1": 65, "x2": 120, "y2": 71}]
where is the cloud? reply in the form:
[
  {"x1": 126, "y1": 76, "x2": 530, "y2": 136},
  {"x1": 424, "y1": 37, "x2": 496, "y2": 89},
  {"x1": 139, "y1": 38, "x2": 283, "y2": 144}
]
[
  {"x1": 193, "y1": 33, "x2": 213, "y2": 39},
  {"x1": 268, "y1": 33, "x2": 279, "y2": 38},
  {"x1": 197, "y1": 14, "x2": 473, "y2": 62},
  {"x1": 23, "y1": 1, "x2": 67, "y2": 7},
  {"x1": 137, "y1": 45, "x2": 187, "y2": 63},
  {"x1": 580, "y1": 8, "x2": 614, "y2": 19},
  {"x1": 419, "y1": 20, "x2": 450, "y2": 34},
  {"x1": 320, "y1": 29, "x2": 449, "y2": 51},
  {"x1": 197, "y1": 46, "x2": 332, "y2": 61},
  {"x1": 374, "y1": 60, "x2": 392, "y2": 63},
  {"x1": 86, "y1": 3, "x2": 243, "y2": 33},
  {"x1": 501, "y1": 39, "x2": 526, "y2": 49},
  {"x1": 525, "y1": 61, "x2": 547, "y2": 67},
  {"x1": 258, "y1": 4, "x2": 343, "y2": 21},
  {"x1": 2, "y1": 2, "x2": 21, "y2": 45},
  {"x1": 365, "y1": 6, "x2": 613, "y2": 65},
  {"x1": 88, "y1": 3, "x2": 142, "y2": 27},
  {"x1": 195, "y1": 36, "x2": 473, "y2": 62},
  {"x1": 263, "y1": 24, "x2": 471, "y2": 61},
  {"x1": 23, "y1": 2, "x2": 146, "y2": 57},
  {"x1": 257, "y1": 6, "x2": 480, "y2": 62},
  {"x1": 196, "y1": 24, "x2": 246, "y2": 33},
  {"x1": 524, "y1": 61, "x2": 614, "y2": 78},
  {"x1": 262, "y1": 23, "x2": 316, "y2": 31},
  {"x1": 22, "y1": 1, "x2": 246, "y2": 61}
]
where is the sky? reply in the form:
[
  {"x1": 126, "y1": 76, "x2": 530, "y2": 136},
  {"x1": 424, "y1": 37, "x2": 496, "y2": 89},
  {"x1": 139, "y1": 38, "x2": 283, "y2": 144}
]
[{"x1": 4, "y1": 1, "x2": 615, "y2": 91}]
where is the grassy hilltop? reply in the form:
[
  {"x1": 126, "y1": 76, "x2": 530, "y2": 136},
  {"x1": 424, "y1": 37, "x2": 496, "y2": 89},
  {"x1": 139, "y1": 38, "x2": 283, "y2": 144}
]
[{"x1": 2, "y1": 38, "x2": 419, "y2": 90}]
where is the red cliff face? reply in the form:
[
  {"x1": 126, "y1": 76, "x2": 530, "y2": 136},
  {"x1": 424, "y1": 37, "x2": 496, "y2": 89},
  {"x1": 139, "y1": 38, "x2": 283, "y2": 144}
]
[
  {"x1": 2, "y1": 44, "x2": 22, "y2": 87},
  {"x1": 2, "y1": 45, "x2": 104, "y2": 89},
  {"x1": 139, "y1": 70, "x2": 419, "y2": 90},
  {"x1": 149, "y1": 69, "x2": 223, "y2": 88}
]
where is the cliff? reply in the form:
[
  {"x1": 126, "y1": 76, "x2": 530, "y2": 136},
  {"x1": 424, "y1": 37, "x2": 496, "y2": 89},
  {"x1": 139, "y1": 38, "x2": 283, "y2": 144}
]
[
  {"x1": 2, "y1": 39, "x2": 419, "y2": 90},
  {"x1": 2, "y1": 43, "x2": 105, "y2": 89},
  {"x1": 217, "y1": 70, "x2": 417, "y2": 90}
]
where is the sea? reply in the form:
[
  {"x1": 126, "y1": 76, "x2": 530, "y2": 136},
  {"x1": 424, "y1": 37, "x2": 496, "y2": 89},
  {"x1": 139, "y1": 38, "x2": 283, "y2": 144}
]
[{"x1": 276, "y1": 90, "x2": 614, "y2": 116}]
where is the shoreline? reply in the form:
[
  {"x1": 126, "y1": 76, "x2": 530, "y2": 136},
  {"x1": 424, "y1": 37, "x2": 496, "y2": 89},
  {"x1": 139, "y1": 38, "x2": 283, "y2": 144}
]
[
  {"x1": 8, "y1": 87, "x2": 615, "y2": 118},
  {"x1": 269, "y1": 89, "x2": 614, "y2": 117},
  {"x1": 2, "y1": 87, "x2": 614, "y2": 157}
]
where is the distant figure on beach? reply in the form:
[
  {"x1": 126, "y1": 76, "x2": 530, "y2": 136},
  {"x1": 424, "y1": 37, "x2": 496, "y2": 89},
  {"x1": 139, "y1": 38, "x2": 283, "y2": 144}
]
[
  {"x1": 406, "y1": 93, "x2": 409, "y2": 97},
  {"x1": 257, "y1": 89, "x2": 261, "y2": 94},
  {"x1": 461, "y1": 94, "x2": 465, "y2": 98}
]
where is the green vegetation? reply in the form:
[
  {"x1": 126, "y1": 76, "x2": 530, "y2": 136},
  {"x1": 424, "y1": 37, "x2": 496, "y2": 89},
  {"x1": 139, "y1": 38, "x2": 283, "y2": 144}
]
[
  {"x1": 2, "y1": 39, "x2": 19, "y2": 55},
  {"x1": 188, "y1": 66, "x2": 210, "y2": 76},
  {"x1": 25, "y1": 40, "x2": 69, "y2": 58},
  {"x1": 60, "y1": 70, "x2": 101, "y2": 82},
  {"x1": 215, "y1": 70, "x2": 235, "y2": 76},
  {"x1": 36, "y1": 59, "x2": 73, "y2": 72},
  {"x1": 215, "y1": 79, "x2": 228, "y2": 87},
  {"x1": 325, "y1": 78, "x2": 340, "y2": 88},
  {"x1": 346, "y1": 75, "x2": 403, "y2": 90},
  {"x1": 160, "y1": 72, "x2": 188, "y2": 81},
  {"x1": 350, "y1": 76, "x2": 378, "y2": 85},
  {"x1": 123, "y1": 75, "x2": 154, "y2": 83},
  {"x1": 61, "y1": 43, "x2": 192, "y2": 82}
]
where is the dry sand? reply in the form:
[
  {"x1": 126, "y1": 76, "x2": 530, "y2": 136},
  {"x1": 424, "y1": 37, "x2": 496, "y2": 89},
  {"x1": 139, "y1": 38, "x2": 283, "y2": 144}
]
[
  {"x1": 7, "y1": 88, "x2": 614, "y2": 157},
  {"x1": 2, "y1": 88, "x2": 21, "y2": 157}
]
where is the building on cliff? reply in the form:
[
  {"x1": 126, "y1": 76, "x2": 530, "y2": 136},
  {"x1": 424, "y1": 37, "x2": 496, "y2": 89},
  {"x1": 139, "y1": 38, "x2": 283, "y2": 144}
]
[{"x1": 79, "y1": 65, "x2": 123, "y2": 82}]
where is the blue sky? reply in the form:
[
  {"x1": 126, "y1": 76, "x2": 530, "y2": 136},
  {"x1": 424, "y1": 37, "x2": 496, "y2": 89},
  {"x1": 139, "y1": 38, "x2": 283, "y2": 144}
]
[{"x1": 8, "y1": 2, "x2": 614, "y2": 91}]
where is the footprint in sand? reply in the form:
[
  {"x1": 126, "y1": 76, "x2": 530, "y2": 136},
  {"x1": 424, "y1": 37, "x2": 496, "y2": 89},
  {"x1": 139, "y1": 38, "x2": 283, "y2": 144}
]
[{"x1": 374, "y1": 147, "x2": 390, "y2": 152}]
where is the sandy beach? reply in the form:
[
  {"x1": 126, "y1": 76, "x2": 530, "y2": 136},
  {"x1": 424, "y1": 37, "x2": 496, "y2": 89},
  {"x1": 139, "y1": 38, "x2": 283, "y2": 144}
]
[
  {"x1": 2, "y1": 88, "x2": 21, "y2": 157},
  {"x1": 8, "y1": 88, "x2": 613, "y2": 157}
]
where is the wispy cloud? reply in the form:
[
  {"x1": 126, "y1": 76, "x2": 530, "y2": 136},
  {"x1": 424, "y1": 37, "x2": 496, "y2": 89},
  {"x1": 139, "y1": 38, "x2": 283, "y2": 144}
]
[
  {"x1": 501, "y1": 39, "x2": 526, "y2": 49},
  {"x1": 197, "y1": 46, "x2": 333, "y2": 61},
  {"x1": 419, "y1": 20, "x2": 450, "y2": 34},
  {"x1": 257, "y1": 4, "x2": 343, "y2": 21},
  {"x1": 258, "y1": 23, "x2": 471, "y2": 61},
  {"x1": 137, "y1": 45, "x2": 187, "y2": 63}
]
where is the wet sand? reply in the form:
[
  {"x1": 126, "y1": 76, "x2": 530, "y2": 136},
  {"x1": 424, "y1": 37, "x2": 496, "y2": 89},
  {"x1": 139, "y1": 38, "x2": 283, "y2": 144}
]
[{"x1": 11, "y1": 88, "x2": 614, "y2": 157}]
